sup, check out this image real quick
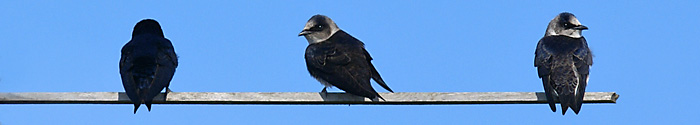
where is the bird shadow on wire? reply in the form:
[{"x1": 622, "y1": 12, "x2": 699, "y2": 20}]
[
  {"x1": 535, "y1": 92, "x2": 560, "y2": 102},
  {"x1": 116, "y1": 92, "x2": 376, "y2": 104},
  {"x1": 319, "y1": 92, "x2": 368, "y2": 102},
  {"x1": 116, "y1": 92, "x2": 167, "y2": 103}
]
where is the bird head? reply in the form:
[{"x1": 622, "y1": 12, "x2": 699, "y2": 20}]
[
  {"x1": 132, "y1": 19, "x2": 164, "y2": 37},
  {"x1": 545, "y1": 12, "x2": 588, "y2": 38},
  {"x1": 298, "y1": 14, "x2": 340, "y2": 44}
]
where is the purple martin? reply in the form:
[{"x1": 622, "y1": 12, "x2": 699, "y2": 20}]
[
  {"x1": 120, "y1": 19, "x2": 178, "y2": 113},
  {"x1": 299, "y1": 15, "x2": 394, "y2": 101},
  {"x1": 535, "y1": 12, "x2": 592, "y2": 115}
]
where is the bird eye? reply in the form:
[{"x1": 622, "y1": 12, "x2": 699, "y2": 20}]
[{"x1": 310, "y1": 25, "x2": 324, "y2": 31}]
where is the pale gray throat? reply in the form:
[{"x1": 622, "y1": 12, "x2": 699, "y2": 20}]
[
  {"x1": 304, "y1": 34, "x2": 326, "y2": 44},
  {"x1": 545, "y1": 26, "x2": 583, "y2": 38},
  {"x1": 547, "y1": 30, "x2": 583, "y2": 38},
  {"x1": 304, "y1": 28, "x2": 340, "y2": 44}
]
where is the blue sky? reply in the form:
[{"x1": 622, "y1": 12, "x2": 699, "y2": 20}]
[{"x1": 1, "y1": 0, "x2": 698, "y2": 124}]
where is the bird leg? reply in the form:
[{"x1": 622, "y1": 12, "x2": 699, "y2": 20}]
[
  {"x1": 320, "y1": 87, "x2": 328, "y2": 98},
  {"x1": 164, "y1": 87, "x2": 173, "y2": 99}
]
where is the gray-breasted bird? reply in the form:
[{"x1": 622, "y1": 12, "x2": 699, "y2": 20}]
[
  {"x1": 299, "y1": 15, "x2": 394, "y2": 101},
  {"x1": 535, "y1": 12, "x2": 593, "y2": 115}
]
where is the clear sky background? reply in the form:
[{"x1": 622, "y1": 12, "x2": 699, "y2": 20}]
[{"x1": 1, "y1": 0, "x2": 698, "y2": 124}]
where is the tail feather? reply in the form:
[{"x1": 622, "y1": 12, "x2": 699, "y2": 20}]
[
  {"x1": 541, "y1": 78, "x2": 556, "y2": 112},
  {"x1": 571, "y1": 90, "x2": 585, "y2": 114},
  {"x1": 370, "y1": 63, "x2": 393, "y2": 93},
  {"x1": 572, "y1": 75, "x2": 589, "y2": 114},
  {"x1": 143, "y1": 86, "x2": 154, "y2": 112},
  {"x1": 373, "y1": 77, "x2": 393, "y2": 93},
  {"x1": 133, "y1": 103, "x2": 140, "y2": 114},
  {"x1": 571, "y1": 95, "x2": 582, "y2": 114},
  {"x1": 132, "y1": 73, "x2": 153, "y2": 114},
  {"x1": 549, "y1": 56, "x2": 581, "y2": 115},
  {"x1": 146, "y1": 102, "x2": 153, "y2": 112},
  {"x1": 571, "y1": 85, "x2": 585, "y2": 114},
  {"x1": 559, "y1": 93, "x2": 575, "y2": 115}
]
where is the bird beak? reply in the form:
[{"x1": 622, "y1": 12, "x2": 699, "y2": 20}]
[
  {"x1": 298, "y1": 30, "x2": 312, "y2": 36},
  {"x1": 574, "y1": 25, "x2": 588, "y2": 30}
]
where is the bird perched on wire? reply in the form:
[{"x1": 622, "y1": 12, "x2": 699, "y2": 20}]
[
  {"x1": 535, "y1": 12, "x2": 593, "y2": 115},
  {"x1": 120, "y1": 19, "x2": 178, "y2": 114},
  {"x1": 298, "y1": 15, "x2": 394, "y2": 101}
]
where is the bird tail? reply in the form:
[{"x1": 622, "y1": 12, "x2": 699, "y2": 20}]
[
  {"x1": 550, "y1": 58, "x2": 579, "y2": 115},
  {"x1": 133, "y1": 103, "x2": 141, "y2": 114},
  {"x1": 132, "y1": 72, "x2": 153, "y2": 114},
  {"x1": 571, "y1": 75, "x2": 588, "y2": 114},
  {"x1": 540, "y1": 78, "x2": 557, "y2": 112},
  {"x1": 571, "y1": 94, "x2": 583, "y2": 114},
  {"x1": 369, "y1": 63, "x2": 393, "y2": 93},
  {"x1": 559, "y1": 92, "x2": 575, "y2": 115},
  {"x1": 146, "y1": 100, "x2": 153, "y2": 112}
]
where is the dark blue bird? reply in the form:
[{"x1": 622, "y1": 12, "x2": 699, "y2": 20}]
[{"x1": 120, "y1": 19, "x2": 178, "y2": 114}]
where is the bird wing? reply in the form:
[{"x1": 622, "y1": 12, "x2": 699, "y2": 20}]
[
  {"x1": 571, "y1": 37, "x2": 592, "y2": 114},
  {"x1": 119, "y1": 40, "x2": 142, "y2": 113},
  {"x1": 143, "y1": 38, "x2": 178, "y2": 109},
  {"x1": 305, "y1": 41, "x2": 381, "y2": 100},
  {"x1": 534, "y1": 37, "x2": 557, "y2": 112},
  {"x1": 305, "y1": 44, "x2": 351, "y2": 71}
]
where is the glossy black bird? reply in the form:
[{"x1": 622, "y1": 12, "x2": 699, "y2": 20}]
[
  {"x1": 298, "y1": 15, "x2": 393, "y2": 101},
  {"x1": 120, "y1": 19, "x2": 178, "y2": 114},
  {"x1": 535, "y1": 12, "x2": 592, "y2": 115}
]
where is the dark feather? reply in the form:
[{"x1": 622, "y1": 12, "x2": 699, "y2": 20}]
[{"x1": 535, "y1": 40, "x2": 557, "y2": 112}]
